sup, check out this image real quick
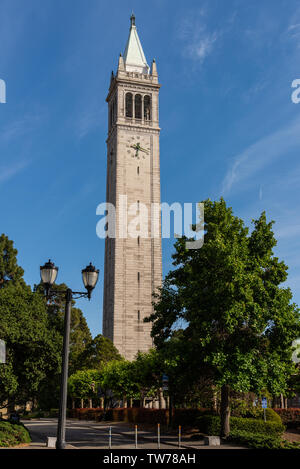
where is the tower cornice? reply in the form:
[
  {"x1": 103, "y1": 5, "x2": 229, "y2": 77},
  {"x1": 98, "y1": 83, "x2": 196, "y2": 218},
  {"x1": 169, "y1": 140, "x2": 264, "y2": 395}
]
[
  {"x1": 107, "y1": 76, "x2": 161, "y2": 102},
  {"x1": 106, "y1": 122, "x2": 161, "y2": 142}
]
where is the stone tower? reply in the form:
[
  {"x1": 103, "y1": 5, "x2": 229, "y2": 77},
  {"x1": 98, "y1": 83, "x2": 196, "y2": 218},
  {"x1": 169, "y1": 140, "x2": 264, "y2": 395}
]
[{"x1": 102, "y1": 15, "x2": 162, "y2": 360}]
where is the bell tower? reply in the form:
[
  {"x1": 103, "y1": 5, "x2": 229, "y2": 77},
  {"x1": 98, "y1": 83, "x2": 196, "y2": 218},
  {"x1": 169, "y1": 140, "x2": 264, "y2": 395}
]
[{"x1": 102, "y1": 15, "x2": 162, "y2": 360}]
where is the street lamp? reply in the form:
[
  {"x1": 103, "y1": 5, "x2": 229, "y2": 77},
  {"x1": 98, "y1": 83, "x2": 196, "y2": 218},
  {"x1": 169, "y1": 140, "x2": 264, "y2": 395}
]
[
  {"x1": 82, "y1": 262, "x2": 99, "y2": 299},
  {"x1": 40, "y1": 259, "x2": 99, "y2": 450}
]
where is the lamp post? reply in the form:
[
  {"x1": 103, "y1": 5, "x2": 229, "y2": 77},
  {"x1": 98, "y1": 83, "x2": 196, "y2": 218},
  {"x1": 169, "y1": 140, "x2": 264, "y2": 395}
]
[{"x1": 40, "y1": 260, "x2": 99, "y2": 450}]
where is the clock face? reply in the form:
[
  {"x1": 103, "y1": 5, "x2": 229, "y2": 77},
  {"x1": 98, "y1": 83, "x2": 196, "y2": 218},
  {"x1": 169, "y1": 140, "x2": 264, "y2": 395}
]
[{"x1": 126, "y1": 135, "x2": 150, "y2": 159}]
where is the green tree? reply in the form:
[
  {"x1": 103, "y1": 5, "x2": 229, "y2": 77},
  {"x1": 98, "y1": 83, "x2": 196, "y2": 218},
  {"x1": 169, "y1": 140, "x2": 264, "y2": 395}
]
[
  {"x1": 68, "y1": 369, "x2": 102, "y2": 402},
  {"x1": 35, "y1": 282, "x2": 93, "y2": 373},
  {"x1": 133, "y1": 349, "x2": 163, "y2": 402},
  {"x1": 79, "y1": 334, "x2": 122, "y2": 372},
  {"x1": 69, "y1": 308, "x2": 92, "y2": 375},
  {"x1": 0, "y1": 282, "x2": 62, "y2": 410},
  {"x1": 101, "y1": 360, "x2": 139, "y2": 401},
  {"x1": 0, "y1": 235, "x2": 93, "y2": 412},
  {"x1": 146, "y1": 199, "x2": 300, "y2": 436},
  {"x1": 0, "y1": 234, "x2": 24, "y2": 288}
]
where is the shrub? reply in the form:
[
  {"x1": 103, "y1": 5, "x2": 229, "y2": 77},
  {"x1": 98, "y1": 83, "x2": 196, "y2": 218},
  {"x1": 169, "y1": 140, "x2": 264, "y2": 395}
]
[
  {"x1": 0, "y1": 421, "x2": 31, "y2": 447},
  {"x1": 231, "y1": 404, "x2": 282, "y2": 423},
  {"x1": 263, "y1": 408, "x2": 282, "y2": 424},
  {"x1": 123, "y1": 408, "x2": 168, "y2": 425},
  {"x1": 231, "y1": 399, "x2": 262, "y2": 419},
  {"x1": 68, "y1": 408, "x2": 104, "y2": 421},
  {"x1": 173, "y1": 408, "x2": 211, "y2": 427},
  {"x1": 197, "y1": 415, "x2": 285, "y2": 437},
  {"x1": 49, "y1": 409, "x2": 59, "y2": 418},
  {"x1": 22, "y1": 411, "x2": 45, "y2": 420},
  {"x1": 197, "y1": 415, "x2": 221, "y2": 435},
  {"x1": 228, "y1": 430, "x2": 283, "y2": 449},
  {"x1": 274, "y1": 409, "x2": 300, "y2": 428},
  {"x1": 281, "y1": 440, "x2": 300, "y2": 449}
]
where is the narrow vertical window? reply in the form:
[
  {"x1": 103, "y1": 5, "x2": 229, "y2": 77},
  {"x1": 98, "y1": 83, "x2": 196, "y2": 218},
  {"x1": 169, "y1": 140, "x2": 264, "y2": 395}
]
[
  {"x1": 125, "y1": 92, "x2": 133, "y2": 118},
  {"x1": 114, "y1": 96, "x2": 117, "y2": 122},
  {"x1": 138, "y1": 310, "x2": 140, "y2": 322},
  {"x1": 135, "y1": 94, "x2": 142, "y2": 119},
  {"x1": 137, "y1": 166, "x2": 139, "y2": 175},
  {"x1": 137, "y1": 236, "x2": 140, "y2": 245},
  {"x1": 109, "y1": 106, "x2": 112, "y2": 128},
  {"x1": 137, "y1": 272, "x2": 140, "y2": 281},
  {"x1": 144, "y1": 95, "x2": 151, "y2": 121}
]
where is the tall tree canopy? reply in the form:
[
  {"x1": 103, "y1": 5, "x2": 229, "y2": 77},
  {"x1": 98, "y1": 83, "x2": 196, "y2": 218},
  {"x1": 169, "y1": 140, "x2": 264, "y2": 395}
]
[
  {"x1": 78, "y1": 334, "x2": 122, "y2": 372},
  {"x1": 35, "y1": 282, "x2": 93, "y2": 375},
  {"x1": 0, "y1": 238, "x2": 62, "y2": 409},
  {"x1": 145, "y1": 199, "x2": 300, "y2": 436},
  {"x1": 0, "y1": 235, "x2": 94, "y2": 411},
  {"x1": 0, "y1": 234, "x2": 24, "y2": 288}
]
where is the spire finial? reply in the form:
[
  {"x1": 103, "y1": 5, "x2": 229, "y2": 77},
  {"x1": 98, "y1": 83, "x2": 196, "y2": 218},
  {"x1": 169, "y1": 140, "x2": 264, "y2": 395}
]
[{"x1": 130, "y1": 12, "x2": 135, "y2": 27}]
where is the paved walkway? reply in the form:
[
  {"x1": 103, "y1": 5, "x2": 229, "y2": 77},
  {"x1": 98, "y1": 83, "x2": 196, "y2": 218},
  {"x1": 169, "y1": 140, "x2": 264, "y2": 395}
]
[{"x1": 19, "y1": 419, "x2": 245, "y2": 450}]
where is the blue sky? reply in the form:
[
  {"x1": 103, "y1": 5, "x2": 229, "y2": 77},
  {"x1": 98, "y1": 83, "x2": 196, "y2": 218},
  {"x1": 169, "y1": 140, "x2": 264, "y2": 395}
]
[{"x1": 1, "y1": 0, "x2": 300, "y2": 337}]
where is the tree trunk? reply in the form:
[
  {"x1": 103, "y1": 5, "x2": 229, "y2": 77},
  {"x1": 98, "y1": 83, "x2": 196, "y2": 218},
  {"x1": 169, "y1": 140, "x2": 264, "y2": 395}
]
[
  {"x1": 7, "y1": 397, "x2": 15, "y2": 418},
  {"x1": 140, "y1": 391, "x2": 145, "y2": 408},
  {"x1": 220, "y1": 385, "x2": 230, "y2": 438},
  {"x1": 280, "y1": 393, "x2": 284, "y2": 409},
  {"x1": 168, "y1": 395, "x2": 173, "y2": 427}
]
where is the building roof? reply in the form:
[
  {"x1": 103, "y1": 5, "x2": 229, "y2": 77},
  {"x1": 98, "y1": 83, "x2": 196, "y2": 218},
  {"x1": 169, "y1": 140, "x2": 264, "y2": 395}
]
[{"x1": 123, "y1": 14, "x2": 150, "y2": 74}]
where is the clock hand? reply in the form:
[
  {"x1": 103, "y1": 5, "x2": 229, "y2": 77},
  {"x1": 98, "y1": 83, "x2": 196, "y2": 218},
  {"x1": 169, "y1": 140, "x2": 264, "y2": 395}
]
[
  {"x1": 139, "y1": 147, "x2": 149, "y2": 154},
  {"x1": 129, "y1": 143, "x2": 148, "y2": 158}
]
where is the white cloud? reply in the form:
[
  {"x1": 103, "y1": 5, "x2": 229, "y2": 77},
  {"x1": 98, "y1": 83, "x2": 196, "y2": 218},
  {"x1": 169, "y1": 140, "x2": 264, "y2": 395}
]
[
  {"x1": 0, "y1": 114, "x2": 42, "y2": 143},
  {"x1": 76, "y1": 106, "x2": 104, "y2": 139},
  {"x1": 288, "y1": 23, "x2": 300, "y2": 31},
  {"x1": 221, "y1": 116, "x2": 300, "y2": 195},
  {"x1": 0, "y1": 160, "x2": 30, "y2": 184},
  {"x1": 177, "y1": 9, "x2": 219, "y2": 64},
  {"x1": 275, "y1": 224, "x2": 300, "y2": 240},
  {"x1": 186, "y1": 32, "x2": 218, "y2": 63}
]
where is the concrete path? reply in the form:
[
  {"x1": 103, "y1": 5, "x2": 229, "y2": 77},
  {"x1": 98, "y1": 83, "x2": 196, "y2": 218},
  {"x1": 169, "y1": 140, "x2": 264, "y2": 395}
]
[{"x1": 20, "y1": 419, "x2": 245, "y2": 450}]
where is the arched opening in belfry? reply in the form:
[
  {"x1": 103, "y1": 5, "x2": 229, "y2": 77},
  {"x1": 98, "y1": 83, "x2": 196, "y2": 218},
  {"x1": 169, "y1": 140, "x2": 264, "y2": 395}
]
[
  {"x1": 144, "y1": 95, "x2": 151, "y2": 121},
  {"x1": 125, "y1": 92, "x2": 133, "y2": 118},
  {"x1": 135, "y1": 94, "x2": 142, "y2": 119}
]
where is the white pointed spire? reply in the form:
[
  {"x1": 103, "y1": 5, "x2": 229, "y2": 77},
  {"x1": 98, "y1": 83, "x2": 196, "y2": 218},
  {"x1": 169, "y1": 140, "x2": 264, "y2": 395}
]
[{"x1": 123, "y1": 14, "x2": 150, "y2": 74}]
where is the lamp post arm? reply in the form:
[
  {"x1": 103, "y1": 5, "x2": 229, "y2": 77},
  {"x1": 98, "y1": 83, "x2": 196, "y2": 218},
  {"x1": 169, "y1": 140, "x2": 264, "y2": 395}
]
[{"x1": 45, "y1": 288, "x2": 88, "y2": 301}]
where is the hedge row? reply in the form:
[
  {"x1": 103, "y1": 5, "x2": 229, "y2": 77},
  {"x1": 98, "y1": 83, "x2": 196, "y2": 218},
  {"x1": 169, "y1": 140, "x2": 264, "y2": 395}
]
[
  {"x1": 68, "y1": 407, "x2": 211, "y2": 426},
  {"x1": 228, "y1": 430, "x2": 283, "y2": 449},
  {"x1": 274, "y1": 409, "x2": 300, "y2": 428},
  {"x1": 173, "y1": 408, "x2": 211, "y2": 426},
  {"x1": 68, "y1": 408, "x2": 170, "y2": 424},
  {"x1": 68, "y1": 407, "x2": 104, "y2": 421},
  {"x1": 0, "y1": 421, "x2": 31, "y2": 448},
  {"x1": 197, "y1": 415, "x2": 285, "y2": 437}
]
